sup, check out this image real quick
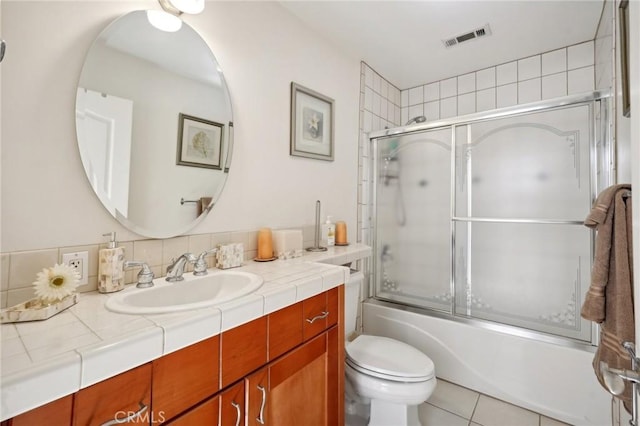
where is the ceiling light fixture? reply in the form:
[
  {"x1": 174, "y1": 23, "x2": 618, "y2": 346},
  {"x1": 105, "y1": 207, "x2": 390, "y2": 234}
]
[
  {"x1": 158, "y1": 0, "x2": 205, "y2": 15},
  {"x1": 146, "y1": 10, "x2": 183, "y2": 32},
  {"x1": 147, "y1": 0, "x2": 204, "y2": 33}
]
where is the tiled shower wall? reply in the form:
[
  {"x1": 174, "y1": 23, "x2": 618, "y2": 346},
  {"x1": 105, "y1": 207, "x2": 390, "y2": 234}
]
[
  {"x1": 400, "y1": 40, "x2": 596, "y2": 123},
  {"x1": 357, "y1": 64, "x2": 402, "y2": 246},
  {"x1": 358, "y1": 40, "x2": 600, "y2": 298}
]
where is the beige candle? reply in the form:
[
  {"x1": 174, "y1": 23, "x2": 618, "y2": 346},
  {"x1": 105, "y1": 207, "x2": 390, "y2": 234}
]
[
  {"x1": 257, "y1": 228, "x2": 273, "y2": 259},
  {"x1": 335, "y1": 221, "x2": 347, "y2": 245}
]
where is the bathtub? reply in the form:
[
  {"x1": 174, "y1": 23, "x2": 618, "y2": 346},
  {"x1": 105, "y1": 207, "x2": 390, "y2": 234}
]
[{"x1": 362, "y1": 300, "x2": 613, "y2": 426}]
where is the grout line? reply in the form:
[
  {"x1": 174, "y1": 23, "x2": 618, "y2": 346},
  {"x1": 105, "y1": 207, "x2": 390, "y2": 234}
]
[
  {"x1": 425, "y1": 402, "x2": 473, "y2": 424},
  {"x1": 469, "y1": 393, "x2": 481, "y2": 424}
]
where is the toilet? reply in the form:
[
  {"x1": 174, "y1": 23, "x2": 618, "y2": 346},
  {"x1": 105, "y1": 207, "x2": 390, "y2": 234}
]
[{"x1": 345, "y1": 271, "x2": 436, "y2": 426}]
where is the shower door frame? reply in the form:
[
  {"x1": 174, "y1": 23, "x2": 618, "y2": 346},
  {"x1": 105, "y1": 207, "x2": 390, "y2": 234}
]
[{"x1": 368, "y1": 90, "x2": 612, "y2": 349}]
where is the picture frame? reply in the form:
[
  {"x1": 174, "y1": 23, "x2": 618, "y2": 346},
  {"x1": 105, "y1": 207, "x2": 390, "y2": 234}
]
[
  {"x1": 290, "y1": 82, "x2": 335, "y2": 161},
  {"x1": 176, "y1": 113, "x2": 223, "y2": 169},
  {"x1": 619, "y1": 0, "x2": 630, "y2": 117}
]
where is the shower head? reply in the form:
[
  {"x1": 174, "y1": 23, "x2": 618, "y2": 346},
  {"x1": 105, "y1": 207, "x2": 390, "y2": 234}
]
[{"x1": 406, "y1": 116, "x2": 426, "y2": 125}]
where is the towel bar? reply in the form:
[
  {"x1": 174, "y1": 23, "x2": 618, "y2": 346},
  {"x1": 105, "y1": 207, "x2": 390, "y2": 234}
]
[
  {"x1": 600, "y1": 342, "x2": 639, "y2": 426},
  {"x1": 180, "y1": 198, "x2": 198, "y2": 205}
]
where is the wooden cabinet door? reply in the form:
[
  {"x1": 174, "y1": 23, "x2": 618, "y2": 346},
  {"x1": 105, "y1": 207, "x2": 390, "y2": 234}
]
[
  {"x1": 245, "y1": 368, "x2": 269, "y2": 426},
  {"x1": 3, "y1": 395, "x2": 72, "y2": 426},
  {"x1": 263, "y1": 330, "x2": 340, "y2": 426},
  {"x1": 164, "y1": 395, "x2": 219, "y2": 426},
  {"x1": 152, "y1": 335, "x2": 219, "y2": 422},
  {"x1": 73, "y1": 363, "x2": 152, "y2": 426},
  {"x1": 220, "y1": 381, "x2": 244, "y2": 426}
]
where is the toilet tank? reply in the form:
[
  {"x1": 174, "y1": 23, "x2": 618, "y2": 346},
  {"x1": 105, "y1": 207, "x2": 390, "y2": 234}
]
[{"x1": 345, "y1": 271, "x2": 364, "y2": 338}]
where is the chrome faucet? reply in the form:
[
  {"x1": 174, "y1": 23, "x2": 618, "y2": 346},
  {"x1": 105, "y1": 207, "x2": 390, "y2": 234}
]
[
  {"x1": 193, "y1": 248, "x2": 218, "y2": 276},
  {"x1": 124, "y1": 260, "x2": 155, "y2": 288},
  {"x1": 166, "y1": 253, "x2": 196, "y2": 282}
]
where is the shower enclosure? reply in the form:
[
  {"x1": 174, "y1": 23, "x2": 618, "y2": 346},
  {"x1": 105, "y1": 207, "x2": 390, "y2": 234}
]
[{"x1": 370, "y1": 91, "x2": 611, "y2": 345}]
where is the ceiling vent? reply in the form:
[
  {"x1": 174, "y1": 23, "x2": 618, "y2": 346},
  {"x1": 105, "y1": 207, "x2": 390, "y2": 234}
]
[{"x1": 443, "y1": 24, "x2": 492, "y2": 48}]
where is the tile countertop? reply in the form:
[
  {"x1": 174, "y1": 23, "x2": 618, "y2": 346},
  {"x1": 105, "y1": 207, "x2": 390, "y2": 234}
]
[{"x1": 0, "y1": 243, "x2": 371, "y2": 420}]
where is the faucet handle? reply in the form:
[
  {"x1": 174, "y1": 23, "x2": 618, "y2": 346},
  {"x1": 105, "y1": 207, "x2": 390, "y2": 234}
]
[
  {"x1": 124, "y1": 261, "x2": 154, "y2": 288},
  {"x1": 194, "y1": 248, "x2": 219, "y2": 276}
]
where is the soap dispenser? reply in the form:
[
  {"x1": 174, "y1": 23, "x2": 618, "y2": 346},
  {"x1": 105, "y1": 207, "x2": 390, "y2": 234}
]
[
  {"x1": 98, "y1": 232, "x2": 125, "y2": 293},
  {"x1": 322, "y1": 216, "x2": 335, "y2": 247}
]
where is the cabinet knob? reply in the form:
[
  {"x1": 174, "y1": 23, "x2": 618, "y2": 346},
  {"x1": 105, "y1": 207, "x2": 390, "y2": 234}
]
[{"x1": 100, "y1": 402, "x2": 148, "y2": 426}]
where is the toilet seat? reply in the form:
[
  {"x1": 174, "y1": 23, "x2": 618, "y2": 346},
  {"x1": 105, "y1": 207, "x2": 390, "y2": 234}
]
[{"x1": 345, "y1": 335, "x2": 435, "y2": 383}]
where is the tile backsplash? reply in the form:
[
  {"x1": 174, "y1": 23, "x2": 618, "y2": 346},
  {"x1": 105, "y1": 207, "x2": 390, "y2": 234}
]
[{"x1": 0, "y1": 226, "x2": 319, "y2": 309}]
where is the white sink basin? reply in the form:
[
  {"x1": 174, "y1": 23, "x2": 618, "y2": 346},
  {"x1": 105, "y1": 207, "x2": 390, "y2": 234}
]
[{"x1": 105, "y1": 270, "x2": 263, "y2": 315}]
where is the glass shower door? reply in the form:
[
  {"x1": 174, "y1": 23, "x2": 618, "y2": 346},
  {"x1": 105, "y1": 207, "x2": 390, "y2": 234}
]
[
  {"x1": 374, "y1": 128, "x2": 452, "y2": 312},
  {"x1": 453, "y1": 104, "x2": 594, "y2": 341}
]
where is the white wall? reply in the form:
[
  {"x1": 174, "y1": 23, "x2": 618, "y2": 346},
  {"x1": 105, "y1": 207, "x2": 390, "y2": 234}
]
[{"x1": 0, "y1": 1, "x2": 360, "y2": 253}]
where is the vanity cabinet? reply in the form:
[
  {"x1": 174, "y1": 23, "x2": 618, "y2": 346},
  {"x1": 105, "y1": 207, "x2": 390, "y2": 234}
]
[
  {"x1": 243, "y1": 287, "x2": 342, "y2": 426},
  {"x1": 152, "y1": 335, "x2": 220, "y2": 422},
  {"x1": 245, "y1": 330, "x2": 339, "y2": 426},
  {"x1": 73, "y1": 363, "x2": 152, "y2": 425},
  {"x1": 3, "y1": 286, "x2": 344, "y2": 426}
]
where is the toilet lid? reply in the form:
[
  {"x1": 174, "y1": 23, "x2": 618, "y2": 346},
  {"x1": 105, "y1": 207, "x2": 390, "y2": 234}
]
[{"x1": 346, "y1": 335, "x2": 434, "y2": 382}]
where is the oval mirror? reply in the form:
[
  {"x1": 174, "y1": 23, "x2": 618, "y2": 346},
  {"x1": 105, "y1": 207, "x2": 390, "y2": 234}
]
[{"x1": 75, "y1": 10, "x2": 233, "y2": 238}]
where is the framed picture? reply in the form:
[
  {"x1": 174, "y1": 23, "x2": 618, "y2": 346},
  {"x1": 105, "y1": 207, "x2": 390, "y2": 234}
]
[
  {"x1": 290, "y1": 82, "x2": 334, "y2": 161},
  {"x1": 176, "y1": 113, "x2": 223, "y2": 169},
  {"x1": 619, "y1": 0, "x2": 630, "y2": 117}
]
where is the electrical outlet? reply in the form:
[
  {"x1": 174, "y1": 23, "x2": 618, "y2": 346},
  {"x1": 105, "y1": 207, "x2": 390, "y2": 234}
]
[{"x1": 62, "y1": 251, "x2": 89, "y2": 285}]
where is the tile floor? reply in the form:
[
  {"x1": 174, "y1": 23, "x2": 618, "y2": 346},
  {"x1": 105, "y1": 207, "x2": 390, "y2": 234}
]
[
  {"x1": 348, "y1": 377, "x2": 632, "y2": 426},
  {"x1": 419, "y1": 379, "x2": 569, "y2": 426}
]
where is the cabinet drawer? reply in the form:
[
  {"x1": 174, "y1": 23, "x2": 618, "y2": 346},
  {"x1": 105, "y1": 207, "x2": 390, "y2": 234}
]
[
  {"x1": 326, "y1": 287, "x2": 339, "y2": 328},
  {"x1": 73, "y1": 363, "x2": 151, "y2": 426},
  {"x1": 268, "y1": 301, "x2": 303, "y2": 360},
  {"x1": 303, "y1": 288, "x2": 339, "y2": 341},
  {"x1": 220, "y1": 316, "x2": 267, "y2": 388},
  {"x1": 152, "y1": 335, "x2": 219, "y2": 422}
]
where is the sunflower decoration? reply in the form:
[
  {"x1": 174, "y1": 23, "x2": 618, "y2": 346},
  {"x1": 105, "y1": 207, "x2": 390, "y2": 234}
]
[{"x1": 33, "y1": 263, "x2": 80, "y2": 303}]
